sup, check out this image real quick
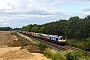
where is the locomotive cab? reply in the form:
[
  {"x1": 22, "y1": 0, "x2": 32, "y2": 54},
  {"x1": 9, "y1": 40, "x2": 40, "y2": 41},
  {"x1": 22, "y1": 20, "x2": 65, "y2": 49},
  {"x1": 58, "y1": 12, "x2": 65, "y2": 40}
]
[{"x1": 58, "y1": 36, "x2": 66, "y2": 45}]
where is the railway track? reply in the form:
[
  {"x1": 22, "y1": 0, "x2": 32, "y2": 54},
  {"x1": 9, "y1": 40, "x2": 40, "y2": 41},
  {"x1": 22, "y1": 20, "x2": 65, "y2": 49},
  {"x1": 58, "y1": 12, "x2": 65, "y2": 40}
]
[{"x1": 22, "y1": 33, "x2": 90, "y2": 55}]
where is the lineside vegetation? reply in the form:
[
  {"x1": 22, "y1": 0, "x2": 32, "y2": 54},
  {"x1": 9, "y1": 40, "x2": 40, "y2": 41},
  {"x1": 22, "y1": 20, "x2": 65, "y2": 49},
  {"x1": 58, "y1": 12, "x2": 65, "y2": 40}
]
[{"x1": 15, "y1": 32, "x2": 90, "y2": 60}]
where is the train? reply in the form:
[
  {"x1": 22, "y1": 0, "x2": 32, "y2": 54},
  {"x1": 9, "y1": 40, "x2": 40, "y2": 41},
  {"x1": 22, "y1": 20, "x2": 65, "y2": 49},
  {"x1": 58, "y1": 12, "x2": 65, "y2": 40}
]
[{"x1": 17, "y1": 30, "x2": 66, "y2": 45}]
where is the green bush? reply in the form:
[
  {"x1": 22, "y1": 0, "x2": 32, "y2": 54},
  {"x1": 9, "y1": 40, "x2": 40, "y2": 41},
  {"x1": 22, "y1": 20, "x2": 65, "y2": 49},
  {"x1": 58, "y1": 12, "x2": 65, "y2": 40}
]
[
  {"x1": 44, "y1": 48, "x2": 66, "y2": 60},
  {"x1": 78, "y1": 37, "x2": 90, "y2": 51},
  {"x1": 65, "y1": 50, "x2": 84, "y2": 60},
  {"x1": 67, "y1": 39, "x2": 82, "y2": 47},
  {"x1": 67, "y1": 39, "x2": 90, "y2": 51},
  {"x1": 85, "y1": 37, "x2": 90, "y2": 50},
  {"x1": 38, "y1": 43, "x2": 48, "y2": 53}
]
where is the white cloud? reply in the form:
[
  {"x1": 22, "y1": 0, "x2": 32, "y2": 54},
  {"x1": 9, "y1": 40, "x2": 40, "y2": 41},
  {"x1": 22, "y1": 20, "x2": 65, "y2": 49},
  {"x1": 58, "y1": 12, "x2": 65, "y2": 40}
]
[
  {"x1": 28, "y1": 0, "x2": 90, "y2": 6},
  {"x1": 0, "y1": 0, "x2": 89, "y2": 15},
  {"x1": 0, "y1": 0, "x2": 90, "y2": 28},
  {"x1": 0, "y1": 19, "x2": 11, "y2": 25},
  {"x1": 83, "y1": 12, "x2": 90, "y2": 15},
  {"x1": 0, "y1": 0, "x2": 89, "y2": 16},
  {"x1": 82, "y1": 8, "x2": 90, "y2": 12},
  {"x1": 82, "y1": 8, "x2": 90, "y2": 15},
  {"x1": 3, "y1": 21, "x2": 11, "y2": 25}
]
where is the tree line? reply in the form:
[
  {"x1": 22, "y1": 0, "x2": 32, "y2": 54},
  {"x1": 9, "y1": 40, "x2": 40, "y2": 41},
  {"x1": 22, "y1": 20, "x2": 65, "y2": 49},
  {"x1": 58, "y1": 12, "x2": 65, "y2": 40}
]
[
  {"x1": 0, "y1": 27, "x2": 12, "y2": 31},
  {"x1": 14, "y1": 15, "x2": 90, "y2": 40}
]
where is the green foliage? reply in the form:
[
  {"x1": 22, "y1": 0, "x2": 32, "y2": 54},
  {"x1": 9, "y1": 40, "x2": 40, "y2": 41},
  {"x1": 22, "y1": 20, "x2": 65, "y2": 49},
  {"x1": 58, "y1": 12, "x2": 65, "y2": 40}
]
[
  {"x1": 16, "y1": 15, "x2": 90, "y2": 40},
  {"x1": 67, "y1": 39, "x2": 90, "y2": 51},
  {"x1": 31, "y1": 26, "x2": 39, "y2": 32},
  {"x1": 72, "y1": 37, "x2": 90, "y2": 51},
  {"x1": 38, "y1": 43, "x2": 48, "y2": 53},
  {"x1": 39, "y1": 26, "x2": 44, "y2": 33},
  {"x1": 15, "y1": 15, "x2": 90, "y2": 52},
  {"x1": 85, "y1": 15, "x2": 90, "y2": 19},
  {"x1": 66, "y1": 39, "x2": 81, "y2": 47},
  {"x1": 69, "y1": 16, "x2": 79, "y2": 20},
  {"x1": 44, "y1": 48, "x2": 66, "y2": 60},
  {"x1": 0, "y1": 27, "x2": 12, "y2": 31},
  {"x1": 65, "y1": 50, "x2": 84, "y2": 60},
  {"x1": 85, "y1": 37, "x2": 90, "y2": 50}
]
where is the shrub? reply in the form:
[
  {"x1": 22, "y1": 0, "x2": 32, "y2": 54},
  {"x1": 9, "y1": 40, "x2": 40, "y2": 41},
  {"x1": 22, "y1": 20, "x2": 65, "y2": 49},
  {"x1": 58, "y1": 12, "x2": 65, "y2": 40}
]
[
  {"x1": 44, "y1": 48, "x2": 66, "y2": 60},
  {"x1": 65, "y1": 50, "x2": 84, "y2": 60},
  {"x1": 85, "y1": 37, "x2": 90, "y2": 50},
  {"x1": 38, "y1": 43, "x2": 48, "y2": 53}
]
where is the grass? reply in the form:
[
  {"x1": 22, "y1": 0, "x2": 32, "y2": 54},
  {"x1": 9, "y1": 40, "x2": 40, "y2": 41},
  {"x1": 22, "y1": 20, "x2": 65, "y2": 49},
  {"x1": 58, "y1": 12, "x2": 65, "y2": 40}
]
[
  {"x1": 17, "y1": 32, "x2": 39, "y2": 45},
  {"x1": 66, "y1": 39, "x2": 82, "y2": 47},
  {"x1": 66, "y1": 38, "x2": 90, "y2": 51}
]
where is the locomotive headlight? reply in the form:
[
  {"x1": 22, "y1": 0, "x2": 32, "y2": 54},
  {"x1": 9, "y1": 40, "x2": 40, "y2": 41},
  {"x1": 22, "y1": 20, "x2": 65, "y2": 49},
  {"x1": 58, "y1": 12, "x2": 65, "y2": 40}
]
[
  {"x1": 58, "y1": 40, "x2": 66, "y2": 42},
  {"x1": 60, "y1": 40, "x2": 66, "y2": 42},
  {"x1": 58, "y1": 40, "x2": 61, "y2": 42}
]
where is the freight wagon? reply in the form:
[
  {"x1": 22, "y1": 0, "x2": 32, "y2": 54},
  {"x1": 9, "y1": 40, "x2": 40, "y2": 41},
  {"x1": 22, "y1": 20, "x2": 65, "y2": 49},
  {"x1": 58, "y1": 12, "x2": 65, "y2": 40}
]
[
  {"x1": 35, "y1": 33, "x2": 41, "y2": 38},
  {"x1": 18, "y1": 30, "x2": 66, "y2": 45}
]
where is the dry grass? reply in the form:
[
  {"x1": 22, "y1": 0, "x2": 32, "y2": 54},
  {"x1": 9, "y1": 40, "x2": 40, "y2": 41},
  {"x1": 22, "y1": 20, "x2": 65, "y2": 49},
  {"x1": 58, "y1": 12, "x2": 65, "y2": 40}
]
[
  {"x1": 12, "y1": 35, "x2": 18, "y2": 41},
  {"x1": 17, "y1": 33, "x2": 38, "y2": 45}
]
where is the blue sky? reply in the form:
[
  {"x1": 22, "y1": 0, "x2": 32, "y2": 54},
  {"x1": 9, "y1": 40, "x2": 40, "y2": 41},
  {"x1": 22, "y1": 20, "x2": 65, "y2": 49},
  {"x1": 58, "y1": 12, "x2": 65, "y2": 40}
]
[{"x1": 0, "y1": 0, "x2": 90, "y2": 28}]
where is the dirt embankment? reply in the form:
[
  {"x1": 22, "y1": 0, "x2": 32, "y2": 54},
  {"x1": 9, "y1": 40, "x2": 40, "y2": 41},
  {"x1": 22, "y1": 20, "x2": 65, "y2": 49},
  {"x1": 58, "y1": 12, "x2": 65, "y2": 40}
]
[{"x1": 0, "y1": 31, "x2": 51, "y2": 60}]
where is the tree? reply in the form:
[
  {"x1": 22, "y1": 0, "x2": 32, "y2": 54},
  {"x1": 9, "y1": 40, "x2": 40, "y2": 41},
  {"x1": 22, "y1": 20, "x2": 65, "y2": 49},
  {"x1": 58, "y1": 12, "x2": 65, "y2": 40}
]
[
  {"x1": 85, "y1": 15, "x2": 90, "y2": 20},
  {"x1": 69, "y1": 16, "x2": 79, "y2": 20},
  {"x1": 31, "y1": 25, "x2": 39, "y2": 32}
]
